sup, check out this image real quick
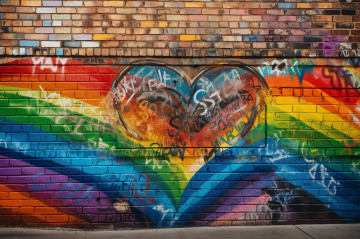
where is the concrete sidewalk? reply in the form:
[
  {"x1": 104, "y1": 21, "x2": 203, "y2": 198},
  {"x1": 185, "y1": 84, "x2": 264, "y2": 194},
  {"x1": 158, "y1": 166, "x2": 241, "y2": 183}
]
[{"x1": 0, "y1": 224, "x2": 359, "y2": 239}]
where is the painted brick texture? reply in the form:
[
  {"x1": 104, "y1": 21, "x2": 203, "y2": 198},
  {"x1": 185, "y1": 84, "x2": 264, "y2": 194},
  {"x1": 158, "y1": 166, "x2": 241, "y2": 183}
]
[
  {"x1": 0, "y1": 57, "x2": 359, "y2": 229},
  {"x1": 0, "y1": 0, "x2": 360, "y2": 231},
  {"x1": 0, "y1": 0, "x2": 359, "y2": 57}
]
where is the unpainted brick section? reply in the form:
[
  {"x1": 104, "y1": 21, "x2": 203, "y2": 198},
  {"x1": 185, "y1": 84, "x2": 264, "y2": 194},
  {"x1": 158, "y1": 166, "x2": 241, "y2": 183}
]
[{"x1": 0, "y1": 1, "x2": 358, "y2": 56}]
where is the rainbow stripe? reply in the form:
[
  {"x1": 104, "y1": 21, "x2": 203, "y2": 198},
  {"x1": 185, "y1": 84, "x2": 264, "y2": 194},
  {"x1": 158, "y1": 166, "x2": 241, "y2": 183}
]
[{"x1": 0, "y1": 58, "x2": 359, "y2": 228}]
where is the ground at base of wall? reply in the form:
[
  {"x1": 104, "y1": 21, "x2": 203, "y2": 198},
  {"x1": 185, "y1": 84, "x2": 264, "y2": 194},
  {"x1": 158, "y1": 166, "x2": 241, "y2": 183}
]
[
  {"x1": 0, "y1": 224, "x2": 360, "y2": 239},
  {"x1": 0, "y1": 219, "x2": 352, "y2": 230}
]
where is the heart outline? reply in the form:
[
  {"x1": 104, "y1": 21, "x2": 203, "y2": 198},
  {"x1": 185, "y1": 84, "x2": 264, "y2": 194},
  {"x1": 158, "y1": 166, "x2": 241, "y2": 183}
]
[{"x1": 111, "y1": 60, "x2": 269, "y2": 148}]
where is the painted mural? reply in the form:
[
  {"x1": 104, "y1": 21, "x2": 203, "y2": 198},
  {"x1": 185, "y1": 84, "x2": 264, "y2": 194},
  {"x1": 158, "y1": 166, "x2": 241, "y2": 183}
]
[{"x1": 0, "y1": 57, "x2": 359, "y2": 228}]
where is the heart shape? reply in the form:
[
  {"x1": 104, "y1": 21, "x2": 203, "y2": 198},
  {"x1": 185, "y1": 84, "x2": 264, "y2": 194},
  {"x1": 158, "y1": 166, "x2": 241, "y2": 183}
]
[{"x1": 110, "y1": 61, "x2": 268, "y2": 150}]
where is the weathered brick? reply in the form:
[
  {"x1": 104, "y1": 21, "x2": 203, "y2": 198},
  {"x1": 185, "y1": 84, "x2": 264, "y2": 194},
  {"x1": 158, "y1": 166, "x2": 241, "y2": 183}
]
[
  {"x1": 1, "y1": 0, "x2": 20, "y2": 5},
  {"x1": 4, "y1": 13, "x2": 18, "y2": 19},
  {"x1": 144, "y1": 1, "x2": 162, "y2": 8},
  {"x1": 40, "y1": 41, "x2": 60, "y2": 47},
  {"x1": 137, "y1": 8, "x2": 156, "y2": 14},
  {"x1": 73, "y1": 34, "x2": 92, "y2": 41},
  {"x1": 81, "y1": 41, "x2": 100, "y2": 47},
  {"x1": 49, "y1": 34, "x2": 71, "y2": 40},
  {"x1": 156, "y1": 21, "x2": 167, "y2": 28},
  {"x1": 57, "y1": 8, "x2": 76, "y2": 14},
  {"x1": 43, "y1": 1, "x2": 62, "y2": 7},
  {"x1": 93, "y1": 34, "x2": 115, "y2": 40},
  {"x1": 12, "y1": 27, "x2": 33, "y2": 33},
  {"x1": 222, "y1": 16, "x2": 241, "y2": 22},
  {"x1": 333, "y1": 16, "x2": 353, "y2": 22},
  {"x1": 297, "y1": 3, "x2": 314, "y2": 8},
  {"x1": 116, "y1": 8, "x2": 136, "y2": 14},
  {"x1": 106, "y1": 28, "x2": 125, "y2": 34},
  {"x1": 77, "y1": 8, "x2": 96, "y2": 14},
  {"x1": 164, "y1": 2, "x2": 183, "y2": 8},
  {"x1": 184, "y1": 2, "x2": 204, "y2": 8},
  {"x1": 63, "y1": 1, "x2": 82, "y2": 7},
  {"x1": 232, "y1": 29, "x2": 251, "y2": 35},
  {"x1": 230, "y1": 9, "x2": 248, "y2": 15},
  {"x1": 187, "y1": 15, "x2": 206, "y2": 22},
  {"x1": 139, "y1": 21, "x2": 156, "y2": 28},
  {"x1": 180, "y1": 35, "x2": 200, "y2": 41},
  {"x1": 20, "y1": 0, "x2": 40, "y2": 6},
  {"x1": 24, "y1": 33, "x2": 47, "y2": 40},
  {"x1": 103, "y1": 1, "x2": 124, "y2": 7},
  {"x1": 97, "y1": 8, "x2": 115, "y2": 14},
  {"x1": 83, "y1": 27, "x2": 104, "y2": 34},
  {"x1": 278, "y1": 16, "x2": 297, "y2": 22},
  {"x1": 166, "y1": 15, "x2": 188, "y2": 21},
  {"x1": 242, "y1": 16, "x2": 262, "y2": 22},
  {"x1": 19, "y1": 40, "x2": 38, "y2": 46},
  {"x1": 315, "y1": 16, "x2": 333, "y2": 22},
  {"x1": 52, "y1": 14, "x2": 71, "y2": 20},
  {"x1": 15, "y1": 6, "x2": 34, "y2": 12},
  {"x1": 34, "y1": 27, "x2": 53, "y2": 33},
  {"x1": 106, "y1": 14, "x2": 127, "y2": 20},
  {"x1": 83, "y1": 1, "x2": 102, "y2": 7},
  {"x1": 36, "y1": 8, "x2": 56, "y2": 13},
  {"x1": 222, "y1": 36, "x2": 242, "y2": 41},
  {"x1": 1, "y1": 33, "x2": 22, "y2": 39}
]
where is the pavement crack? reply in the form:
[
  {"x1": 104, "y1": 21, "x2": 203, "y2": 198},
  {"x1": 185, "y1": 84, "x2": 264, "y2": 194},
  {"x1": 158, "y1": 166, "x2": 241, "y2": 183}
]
[{"x1": 294, "y1": 225, "x2": 316, "y2": 239}]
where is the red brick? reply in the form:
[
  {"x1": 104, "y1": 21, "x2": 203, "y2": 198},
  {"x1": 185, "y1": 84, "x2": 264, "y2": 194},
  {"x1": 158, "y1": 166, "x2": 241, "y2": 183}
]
[
  {"x1": 56, "y1": 74, "x2": 65, "y2": 81},
  {"x1": 46, "y1": 215, "x2": 68, "y2": 222},
  {"x1": 21, "y1": 215, "x2": 46, "y2": 222},
  {"x1": 0, "y1": 200, "x2": 23, "y2": 207},
  {"x1": 8, "y1": 192, "x2": 28, "y2": 199},
  {"x1": 18, "y1": 207, "x2": 34, "y2": 214},
  {"x1": 55, "y1": 83, "x2": 78, "y2": 90},
  {"x1": 0, "y1": 215, "x2": 21, "y2": 222},
  {"x1": 35, "y1": 207, "x2": 58, "y2": 215},
  {"x1": 65, "y1": 74, "x2": 90, "y2": 82},
  {"x1": 12, "y1": 74, "x2": 20, "y2": 81},
  {"x1": 75, "y1": 91, "x2": 86, "y2": 98},
  {"x1": 61, "y1": 91, "x2": 75, "y2": 98},
  {"x1": 250, "y1": 9, "x2": 266, "y2": 15}
]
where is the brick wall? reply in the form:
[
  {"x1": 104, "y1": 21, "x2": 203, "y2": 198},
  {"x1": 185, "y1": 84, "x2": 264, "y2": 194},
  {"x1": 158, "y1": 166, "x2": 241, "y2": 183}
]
[
  {"x1": 0, "y1": 0, "x2": 359, "y2": 57},
  {"x1": 0, "y1": 0, "x2": 360, "y2": 230}
]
